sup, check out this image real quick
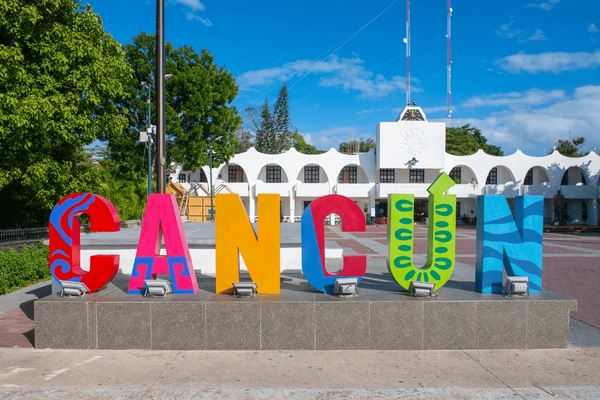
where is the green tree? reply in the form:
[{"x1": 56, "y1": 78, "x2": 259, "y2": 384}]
[
  {"x1": 0, "y1": 0, "x2": 131, "y2": 228},
  {"x1": 253, "y1": 99, "x2": 277, "y2": 153},
  {"x1": 273, "y1": 83, "x2": 291, "y2": 150},
  {"x1": 103, "y1": 32, "x2": 241, "y2": 183},
  {"x1": 291, "y1": 130, "x2": 323, "y2": 154},
  {"x1": 446, "y1": 125, "x2": 503, "y2": 156},
  {"x1": 550, "y1": 137, "x2": 588, "y2": 157},
  {"x1": 234, "y1": 127, "x2": 254, "y2": 153},
  {"x1": 339, "y1": 138, "x2": 377, "y2": 154},
  {"x1": 252, "y1": 84, "x2": 293, "y2": 154}
]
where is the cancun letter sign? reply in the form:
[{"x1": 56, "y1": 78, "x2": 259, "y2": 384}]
[
  {"x1": 301, "y1": 194, "x2": 367, "y2": 294},
  {"x1": 215, "y1": 193, "x2": 281, "y2": 294},
  {"x1": 128, "y1": 194, "x2": 199, "y2": 294},
  {"x1": 49, "y1": 193, "x2": 120, "y2": 293},
  {"x1": 475, "y1": 195, "x2": 544, "y2": 294},
  {"x1": 387, "y1": 173, "x2": 457, "y2": 290}
]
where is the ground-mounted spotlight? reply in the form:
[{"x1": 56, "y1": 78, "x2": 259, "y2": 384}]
[
  {"x1": 504, "y1": 276, "x2": 529, "y2": 297},
  {"x1": 144, "y1": 279, "x2": 172, "y2": 297},
  {"x1": 409, "y1": 281, "x2": 436, "y2": 297},
  {"x1": 232, "y1": 282, "x2": 258, "y2": 297},
  {"x1": 333, "y1": 278, "x2": 359, "y2": 297},
  {"x1": 59, "y1": 281, "x2": 89, "y2": 298}
]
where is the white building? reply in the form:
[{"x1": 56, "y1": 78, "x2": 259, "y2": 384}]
[{"x1": 172, "y1": 106, "x2": 600, "y2": 226}]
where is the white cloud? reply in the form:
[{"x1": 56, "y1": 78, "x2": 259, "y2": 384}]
[
  {"x1": 496, "y1": 50, "x2": 600, "y2": 73},
  {"x1": 588, "y1": 23, "x2": 599, "y2": 33},
  {"x1": 496, "y1": 20, "x2": 523, "y2": 39},
  {"x1": 186, "y1": 12, "x2": 212, "y2": 26},
  {"x1": 496, "y1": 20, "x2": 546, "y2": 42},
  {"x1": 237, "y1": 56, "x2": 411, "y2": 99},
  {"x1": 446, "y1": 85, "x2": 600, "y2": 155},
  {"x1": 172, "y1": 0, "x2": 205, "y2": 11},
  {"x1": 303, "y1": 126, "x2": 373, "y2": 151},
  {"x1": 526, "y1": 28, "x2": 547, "y2": 41},
  {"x1": 525, "y1": 0, "x2": 560, "y2": 11},
  {"x1": 462, "y1": 88, "x2": 566, "y2": 108}
]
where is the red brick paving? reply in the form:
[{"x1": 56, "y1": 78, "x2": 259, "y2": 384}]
[
  {"x1": 543, "y1": 257, "x2": 600, "y2": 328},
  {"x1": 0, "y1": 301, "x2": 35, "y2": 348},
  {"x1": 333, "y1": 239, "x2": 377, "y2": 254}
]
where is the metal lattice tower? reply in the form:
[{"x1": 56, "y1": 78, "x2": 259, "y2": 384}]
[
  {"x1": 405, "y1": 0, "x2": 411, "y2": 106},
  {"x1": 447, "y1": 0, "x2": 453, "y2": 119}
]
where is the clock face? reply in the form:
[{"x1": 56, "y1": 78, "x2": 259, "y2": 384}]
[{"x1": 401, "y1": 108, "x2": 425, "y2": 121}]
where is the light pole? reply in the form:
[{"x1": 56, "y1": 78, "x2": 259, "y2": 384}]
[
  {"x1": 141, "y1": 74, "x2": 172, "y2": 196},
  {"x1": 141, "y1": 82, "x2": 153, "y2": 196},
  {"x1": 208, "y1": 136, "x2": 222, "y2": 222}
]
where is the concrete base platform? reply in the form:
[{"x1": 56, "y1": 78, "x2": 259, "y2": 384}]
[{"x1": 35, "y1": 271, "x2": 576, "y2": 350}]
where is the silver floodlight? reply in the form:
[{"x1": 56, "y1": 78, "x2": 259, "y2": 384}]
[
  {"x1": 504, "y1": 276, "x2": 529, "y2": 297},
  {"x1": 59, "y1": 281, "x2": 89, "y2": 298},
  {"x1": 333, "y1": 278, "x2": 359, "y2": 297},
  {"x1": 144, "y1": 279, "x2": 172, "y2": 297},
  {"x1": 409, "y1": 281, "x2": 435, "y2": 297},
  {"x1": 232, "y1": 282, "x2": 258, "y2": 297}
]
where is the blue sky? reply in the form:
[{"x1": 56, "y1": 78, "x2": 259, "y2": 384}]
[{"x1": 87, "y1": 0, "x2": 600, "y2": 156}]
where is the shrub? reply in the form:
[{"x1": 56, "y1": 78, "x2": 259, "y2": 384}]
[{"x1": 0, "y1": 243, "x2": 50, "y2": 295}]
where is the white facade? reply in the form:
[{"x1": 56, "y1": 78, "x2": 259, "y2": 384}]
[{"x1": 172, "y1": 106, "x2": 600, "y2": 226}]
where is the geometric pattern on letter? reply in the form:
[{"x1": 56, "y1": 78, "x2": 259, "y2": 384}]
[
  {"x1": 475, "y1": 195, "x2": 544, "y2": 294},
  {"x1": 387, "y1": 173, "x2": 456, "y2": 291}
]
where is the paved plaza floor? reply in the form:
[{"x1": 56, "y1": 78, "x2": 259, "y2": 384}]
[{"x1": 0, "y1": 224, "x2": 598, "y2": 398}]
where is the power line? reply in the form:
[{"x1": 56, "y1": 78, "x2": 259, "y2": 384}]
[{"x1": 286, "y1": 0, "x2": 400, "y2": 92}]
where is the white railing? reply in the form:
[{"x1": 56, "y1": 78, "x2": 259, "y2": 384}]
[
  {"x1": 377, "y1": 183, "x2": 430, "y2": 198},
  {"x1": 295, "y1": 182, "x2": 330, "y2": 197},
  {"x1": 336, "y1": 183, "x2": 372, "y2": 197},
  {"x1": 255, "y1": 182, "x2": 290, "y2": 196},
  {"x1": 560, "y1": 185, "x2": 595, "y2": 199},
  {"x1": 482, "y1": 184, "x2": 520, "y2": 197}
]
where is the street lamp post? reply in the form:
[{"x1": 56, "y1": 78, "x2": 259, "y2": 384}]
[
  {"x1": 209, "y1": 144, "x2": 215, "y2": 222},
  {"x1": 208, "y1": 136, "x2": 223, "y2": 222},
  {"x1": 143, "y1": 82, "x2": 153, "y2": 196}
]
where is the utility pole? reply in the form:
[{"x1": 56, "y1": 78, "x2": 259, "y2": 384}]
[{"x1": 145, "y1": 84, "x2": 153, "y2": 196}]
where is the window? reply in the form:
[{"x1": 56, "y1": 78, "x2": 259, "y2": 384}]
[
  {"x1": 409, "y1": 168, "x2": 424, "y2": 183},
  {"x1": 380, "y1": 169, "x2": 395, "y2": 183},
  {"x1": 524, "y1": 169, "x2": 533, "y2": 185},
  {"x1": 486, "y1": 167, "x2": 497, "y2": 185},
  {"x1": 266, "y1": 165, "x2": 282, "y2": 183},
  {"x1": 178, "y1": 174, "x2": 186, "y2": 183},
  {"x1": 338, "y1": 166, "x2": 357, "y2": 183},
  {"x1": 199, "y1": 170, "x2": 208, "y2": 183},
  {"x1": 456, "y1": 201, "x2": 461, "y2": 218},
  {"x1": 228, "y1": 165, "x2": 243, "y2": 182},
  {"x1": 561, "y1": 170, "x2": 568, "y2": 186},
  {"x1": 449, "y1": 167, "x2": 461, "y2": 183},
  {"x1": 582, "y1": 202, "x2": 588, "y2": 220},
  {"x1": 304, "y1": 166, "x2": 320, "y2": 183}
]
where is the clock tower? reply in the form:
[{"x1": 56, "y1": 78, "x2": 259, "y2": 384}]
[{"x1": 376, "y1": 104, "x2": 446, "y2": 169}]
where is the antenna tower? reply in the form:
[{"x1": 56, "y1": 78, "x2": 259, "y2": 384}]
[
  {"x1": 405, "y1": 0, "x2": 411, "y2": 106},
  {"x1": 446, "y1": 0, "x2": 453, "y2": 119}
]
